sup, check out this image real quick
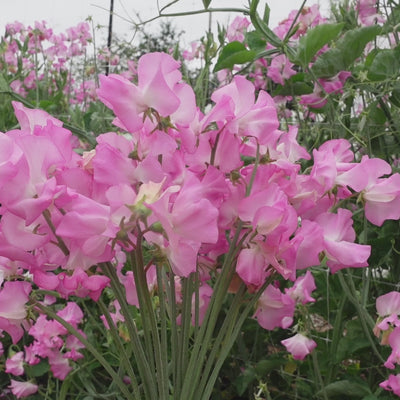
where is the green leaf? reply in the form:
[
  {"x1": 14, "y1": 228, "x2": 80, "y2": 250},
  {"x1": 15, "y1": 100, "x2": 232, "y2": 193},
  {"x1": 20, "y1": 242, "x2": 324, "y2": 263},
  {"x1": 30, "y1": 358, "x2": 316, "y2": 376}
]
[
  {"x1": 318, "y1": 380, "x2": 372, "y2": 398},
  {"x1": 202, "y1": 0, "x2": 211, "y2": 9},
  {"x1": 255, "y1": 358, "x2": 286, "y2": 375},
  {"x1": 312, "y1": 25, "x2": 381, "y2": 78},
  {"x1": 273, "y1": 73, "x2": 314, "y2": 96},
  {"x1": 0, "y1": 74, "x2": 10, "y2": 92},
  {"x1": 246, "y1": 30, "x2": 267, "y2": 52},
  {"x1": 336, "y1": 319, "x2": 370, "y2": 362},
  {"x1": 368, "y1": 48, "x2": 400, "y2": 81},
  {"x1": 294, "y1": 23, "x2": 344, "y2": 66},
  {"x1": 390, "y1": 88, "x2": 400, "y2": 108},
  {"x1": 249, "y1": 0, "x2": 282, "y2": 48},
  {"x1": 26, "y1": 360, "x2": 50, "y2": 377},
  {"x1": 234, "y1": 366, "x2": 256, "y2": 396},
  {"x1": 263, "y1": 3, "x2": 270, "y2": 25},
  {"x1": 213, "y1": 41, "x2": 256, "y2": 72}
]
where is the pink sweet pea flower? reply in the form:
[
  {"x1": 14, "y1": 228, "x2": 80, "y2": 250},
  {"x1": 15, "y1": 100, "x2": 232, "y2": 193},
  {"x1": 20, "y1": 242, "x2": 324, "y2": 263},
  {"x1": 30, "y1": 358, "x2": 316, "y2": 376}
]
[
  {"x1": 267, "y1": 55, "x2": 297, "y2": 86},
  {"x1": 236, "y1": 243, "x2": 268, "y2": 288},
  {"x1": 226, "y1": 16, "x2": 251, "y2": 42},
  {"x1": 294, "y1": 220, "x2": 325, "y2": 270},
  {"x1": 286, "y1": 270, "x2": 316, "y2": 305},
  {"x1": 5, "y1": 352, "x2": 25, "y2": 376},
  {"x1": 191, "y1": 283, "x2": 213, "y2": 326},
  {"x1": 375, "y1": 291, "x2": 400, "y2": 340},
  {"x1": 335, "y1": 156, "x2": 400, "y2": 226},
  {"x1": 254, "y1": 284, "x2": 295, "y2": 330},
  {"x1": 205, "y1": 75, "x2": 280, "y2": 146},
  {"x1": 12, "y1": 101, "x2": 63, "y2": 132},
  {"x1": 48, "y1": 350, "x2": 72, "y2": 380},
  {"x1": 281, "y1": 333, "x2": 317, "y2": 360},
  {"x1": 9, "y1": 380, "x2": 38, "y2": 398},
  {"x1": 380, "y1": 374, "x2": 400, "y2": 396},
  {"x1": 314, "y1": 209, "x2": 371, "y2": 273},
  {"x1": 356, "y1": 0, "x2": 385, "y2": 26},
  {"x1": 146, "y1": 177, "x2": 219, "y2": 277},
  {"x1": 384, "y1": 327, "x2": 400, "y2": 369},
  {"x1": 55, "y1": 194, "x2": 118, "y2": 269},
  {"x1": 0, "y1": 281, "x2": 31, "y2": 343},
  {"x1": 97, "y1": 52, "x2": 195, "y2": 132}
]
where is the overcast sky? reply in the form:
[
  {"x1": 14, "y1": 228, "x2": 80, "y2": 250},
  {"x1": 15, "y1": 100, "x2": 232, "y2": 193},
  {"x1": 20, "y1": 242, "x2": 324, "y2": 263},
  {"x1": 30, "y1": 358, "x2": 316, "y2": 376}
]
[{"x1": 0, "y1": 0, "x2": 331, "y2": 46}]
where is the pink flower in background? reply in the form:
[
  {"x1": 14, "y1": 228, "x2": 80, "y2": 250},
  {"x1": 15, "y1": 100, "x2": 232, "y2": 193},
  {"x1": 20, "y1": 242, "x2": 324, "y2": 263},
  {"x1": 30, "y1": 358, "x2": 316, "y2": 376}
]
[
  {"x1": 0, "y1": 281, "x2": 31, "y2": 343},
  {"x1": 356, "y1": 0, "x2": 385, "y2": 26},
  {"x1": 226, "y1": 16, "x2": 251, "y2": 42},
  {"x1": 384, "y1": 327, "x2": 400, "y2": 369},
  {"x1": 281, "y1": 333, "x2": 317, "y2": 360},
  {"x1": 191, "y1": 283, "x2": 213, "y2": 326},
  {"x1": 5, "y1": 352, "x2": 25, "y2": 376},
  {"x1": 9, "y1": 380, "x2": 38, "y2": 398},
  {"x1": 267, "y1": 55, "x2": 297, "y2": 86},
  {"x1": 380, "y1": 374, "x2": 400, "y2": 396},
  {"x1": 375, "y1": 292, "x2": 400, "y2": 334}
]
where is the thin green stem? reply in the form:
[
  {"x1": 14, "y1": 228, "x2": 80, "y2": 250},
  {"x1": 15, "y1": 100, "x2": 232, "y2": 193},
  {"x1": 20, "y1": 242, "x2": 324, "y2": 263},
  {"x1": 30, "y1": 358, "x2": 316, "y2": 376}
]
[
  {"x1": 312, "y1": 350, "x2": 329, "y2": 400},
  {"x1": 98, "y1": 299, "x2": 141, "y2": 399},
  {"x1": 326, "y1": 295, "x2": 346, "y2": 384},
  {"x1": 180, "y1": 222, "x2": 244, "y2": 399},
  {"x1": 42, "y1": 210, "x2": 70, "y2": 256},
  {"x1": 34, "y1": 302, "x2": 135, "y2": 400},
  {"x1": 132, "y1": 230, "x2": 168, "y2": 400},
  {"x1": 195, "y1": 284, "x2": 247, "y2": 399},
  {"x1": 200, "y1": 274, "x2": 275, "y2": 400},
  {"x1": 337, "y1": 271, "x2": 385, "y2": 364},
  {"x1": 156, "y1": 266, "x2": 170, "y2": 399},
  {"x1": 129, "y1": 251, "x2": 156, "y2": 380},
  {"x1": 100, "y1": 262, "x2": 157, "y2": 400}
]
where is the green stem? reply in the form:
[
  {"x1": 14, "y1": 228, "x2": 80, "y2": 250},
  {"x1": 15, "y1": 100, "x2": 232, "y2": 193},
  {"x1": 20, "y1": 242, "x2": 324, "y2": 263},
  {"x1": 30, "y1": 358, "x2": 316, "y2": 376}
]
[
  {"x1": 163, "y1": 269, "x2": 179, "y2": 398},
  {"x1": 326, "y1": 294, "x2": 346, "y2": 384},
  {"x1": 100, "y1": 262, "x2": 157, "y2": 399},
  {"x1": 312, "y1": 350, "x2": 329, "y2": 400},
  {"x1": 132, "y1": 230, "x2": 168, "y2": 400},
  {"x1": 156, "y1": 266, "x2": 170, "y2": 399},
  {"x1": 180, "y1": 222, "x2": 244, "y2": 399},
  {"x1": 42, "y1": 210, "x2": 70, "y2": 256},
  {"x1": 98, "y1": 299, "x2": 141, "y2": 399},
  {"x1": 34, "y1": 302, "x2": 135, "y2": 400},
  {"x1": 195, "y1": 284, "x2": 247, "y2": 399},
  {"x1": 129, "y1": 251, "x2": 156, "y2": 381},
  {"x1": 200, "y1": 275, "x2": 275, "y2": 400},
  {"x1": 337, "y1": 271, "x2": 385, "y2": 364}
]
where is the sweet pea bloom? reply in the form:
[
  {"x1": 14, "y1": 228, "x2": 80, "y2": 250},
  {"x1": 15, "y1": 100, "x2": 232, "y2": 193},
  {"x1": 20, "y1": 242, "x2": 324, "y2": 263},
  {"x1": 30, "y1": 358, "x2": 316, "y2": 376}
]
[
  {"x1": 384, "y1": 327, "x2": 400, "y2": 369},
  {"x1": 281, "y1": 333, "x2": 317, "y2": 360},
  {"x1": 254, "y1": 284, "x2": 295, "y2": 330},
  {"x1": 97, "y1": 52, "x2": 195, "y2": 132},
  {"x1": 9, "y1": 380, "x2": 38, "y2": 399},
  {"x1": 375, "y1": 291, "x2": 400, "y2": 335},
  {"x1": 5, "y1": 352, "x2": 25, "y2": 376},
  {"x1": 0, "y1": 281, "x2": 31, "y2": 343},
  {"x1": 380, "y1": 374, "x2": 400, "y2": 396},
  {"x1": 314, "y1": 209, "x2": 371, "y2": 273}
]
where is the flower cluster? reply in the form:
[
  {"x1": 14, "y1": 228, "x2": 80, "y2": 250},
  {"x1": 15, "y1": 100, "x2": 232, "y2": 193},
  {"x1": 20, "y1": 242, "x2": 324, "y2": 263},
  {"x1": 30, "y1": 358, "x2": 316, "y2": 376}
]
[{"x1": 0, "y1": 46, "x2": 400, "y2": 395}]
